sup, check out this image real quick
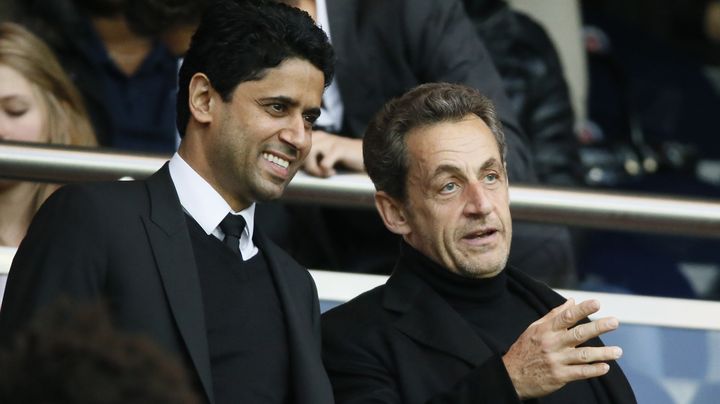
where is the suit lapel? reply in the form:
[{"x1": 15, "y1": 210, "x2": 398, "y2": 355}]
[
  {"x1": 384, "y1": 266, "x2": 495, "y2": 367},
  {"x1": 255, "y1": 231, "x2": 334, "y2": 404},
  {"x1": 142, "y1": 165, "x2": 215, "y2": 404}
]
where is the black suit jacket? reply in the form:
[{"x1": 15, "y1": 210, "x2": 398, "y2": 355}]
[
  {"x1": 0, "y1": 165, "x2": 334, "y2": 404},
  {"x1": 322, "y1": 264, "x2": 637, "y2": 403}
]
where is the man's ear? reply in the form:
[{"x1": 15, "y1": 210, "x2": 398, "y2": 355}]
[
  {"x1": 188, "y1": 73, "x2": 214, "y2": 124},
  {"x1": 374, "y1": 191, "x2": 411, "y2": 236}
]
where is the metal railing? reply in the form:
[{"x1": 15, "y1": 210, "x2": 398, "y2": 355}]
[{"x1": 2, "y1": 141, "x2": 720, "y2": 238}]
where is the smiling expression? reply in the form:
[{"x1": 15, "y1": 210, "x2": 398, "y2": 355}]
[
  {"x1": 400, "y1": 114, "x2": 512, "y2": 278},
  {"x1": 197, "y1": 57, "x2": 324, "y2": 210}
]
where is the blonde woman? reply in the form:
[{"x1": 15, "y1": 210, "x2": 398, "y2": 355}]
[{"x1": 0, "y1": 22, "x2": 96, "y2": 247}]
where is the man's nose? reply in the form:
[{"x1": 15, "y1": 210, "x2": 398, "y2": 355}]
[
  {"x1": 279, "y1": 113, "x2": 311, "y2": 151},
  {"x1": 463, "y1": 181, "x2": 493, "y2": 216}
]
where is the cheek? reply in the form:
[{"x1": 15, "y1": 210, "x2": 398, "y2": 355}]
[
  {"x1": 13, "y1": 110, "x2": 46, "y2": 143},
  {"x1": 418, "y1": 207, "x2": 451, "y2": 244}
]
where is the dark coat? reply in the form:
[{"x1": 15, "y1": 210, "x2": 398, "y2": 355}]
[
  {"x1": 466, "y1": 2, "x2": 581, "y2": 186},
  {"x1": 0, "y1": 165, "x2": 334, "y2": 404},
  {"x1": 322, "y1": 263, "x2": 637, "y2": 403}
]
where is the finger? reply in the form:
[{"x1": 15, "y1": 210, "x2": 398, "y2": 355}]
[
  {"x1": 562, "y1": 317, "x2": 619, "y2": 346},
  {"x1": 553, "y1": 299, "x2": 600, "y2": 331},
  {"x1": 559, "y1": 362, "x2": 611, "y2": 383},
  {"x1": 530, "y1": 298, "x2": 574, "y2": 327},
  {"x1": 318, "y1": 150, "x2": 339, "y2": 177},
  {"x1": 561, "y1": 346, "x2": 623, "y2": 365},
  {"x1": 550, "y1": 298, "x2": 575, "y2": 316},
  {"x1": 303, "y1": 150, "x2": 324, "y2": 177}
]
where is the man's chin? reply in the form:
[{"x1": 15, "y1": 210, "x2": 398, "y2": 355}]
[
  {"x1": 251, "y1": 181, "x2": 289, "y2": 202},
  {"x1": 456, "y1": 254, "x2": 508, "y2": 279}
]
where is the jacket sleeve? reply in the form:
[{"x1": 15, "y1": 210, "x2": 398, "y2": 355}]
[
  {"x1": 0, "y1": 185, "x2": 108, "y2": 345},
  {"x1": 404, "y1": 0, "x2": 536, "y2": 184}
]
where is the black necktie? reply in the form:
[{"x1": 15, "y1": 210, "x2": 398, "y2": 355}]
[{"x1": 219, "y1": 213, "x2": 246, "y2": 259}]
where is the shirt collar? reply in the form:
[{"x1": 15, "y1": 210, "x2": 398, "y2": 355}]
[{"x1": 168, "y1": 153, "x2": 255, "y2": 240}]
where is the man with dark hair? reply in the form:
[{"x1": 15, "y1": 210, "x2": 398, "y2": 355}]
[
  {"x1": 0, "y1": 1, "x2": 335, "y2": 403},
  {"x1": 322, "y1": 83, "x2": 636, "y2": 403}
]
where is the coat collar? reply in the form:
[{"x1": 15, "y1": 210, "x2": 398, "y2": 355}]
[
  {"x1": 383, "y1": 263, "x2": 496, "y2": 367},
  {"x1": 143, "y1": 164, "x2": 216, "y2": 404},
  {"x1": 384, "y1": 258, "x2": 636, "y2": 403}
]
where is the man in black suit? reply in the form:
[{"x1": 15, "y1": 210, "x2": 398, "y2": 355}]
[
  {"x1": 322, "y1": 83, "x2": 636, "y2": 403},
  {"x1": 268, "y1": 0, "x2": 575, "y2": 287},
  {"x1": 0, "y1": 1, "x2": 335, "y2": 403}
]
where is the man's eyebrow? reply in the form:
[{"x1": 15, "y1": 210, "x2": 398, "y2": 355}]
[
  {"x1": 261, "y1": 96, "x2": 321, "y2": 116},
  {"x1": 429, "y1": 158, "x2": 503, "y2": 181},
  {"x1": 305, "y1": 107, "x2": 321, "y2": 118},
  {"x1": 480, "y1": 157, "x2": 502, "y2": 172},
  {"x1": 430, "y1": 164, "x2": 464, "y2": 181},
  {"x1": 260, "y1": 96, "x2": 297, "y2": 106}
]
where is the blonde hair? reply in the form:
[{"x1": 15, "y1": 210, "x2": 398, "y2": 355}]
[{"x1": 0, "y1": 22, "x2": 97, "y2": 210}]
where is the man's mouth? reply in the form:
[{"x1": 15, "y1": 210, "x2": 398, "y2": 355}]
[
  {"x1": 462, "y1": 228, "x2": 498, "y2": 241},
  {"x1": 262, "y1": 152, "x2": 290, "y2": 169}
]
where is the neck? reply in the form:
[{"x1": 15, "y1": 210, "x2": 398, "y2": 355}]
[
  {"x1": 178, "y1": 141, "x2": 251, "y2": 213},
  {"x1": 0, "y1": 182, "x2": 47, "y2": 246},
  {"x1": 90, "y1": 15, "x2": 153, "y2": 76},
  {"x1": 400, "y1": 241, "x2": 507, "y2": 304}
]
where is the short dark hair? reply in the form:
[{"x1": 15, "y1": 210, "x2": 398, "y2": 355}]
[
  {"x1": 363, "y1": 82, "x2": 506, "y2": 201},
  {"x1": 176, "y1": 0, "x2": 335, "y2": 136}
]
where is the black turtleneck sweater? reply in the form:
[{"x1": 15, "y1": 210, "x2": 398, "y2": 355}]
[{"x1": 401, "y1": 242, "x2": 610, "y2": 404}]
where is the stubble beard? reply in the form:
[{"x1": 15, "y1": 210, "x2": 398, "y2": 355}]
[{"x1": 453, "y1": 235, "x2": 511, "y2": 279}]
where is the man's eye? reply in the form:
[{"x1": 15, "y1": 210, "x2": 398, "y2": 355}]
[
  {"x1": 440, "y1": 182, "x2": 459, "y2": 194},
  {"x1": 484, "y1": 173, "x2": 499, "y2": 184},
  {"x1": 268, "y1": 103, "x2": 286, "y2": 114},
  {"x1": 303, "y1": 113, "x2": 318, "y2": 125}
]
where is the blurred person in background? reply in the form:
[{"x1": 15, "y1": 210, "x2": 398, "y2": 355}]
[
  {"x1": 462, "y1": 0, "x2": 581, "y2": 187},
  {"x1": 6, "y1": 0, "x2": 207, "y2": 153},
  {"x1": 576, "y1": 0, "x2": 720, "y2": 298},
  {"x1": 0, "y1": 298, "x2": 200, "y2": 404},
  {"x1": 0, "y1": 22, "x2": 96, "y2": 248}
]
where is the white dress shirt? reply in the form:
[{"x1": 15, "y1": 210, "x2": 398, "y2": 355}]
[{"x1": 168, "y1": 153, "x2": 258, "y2": 260}]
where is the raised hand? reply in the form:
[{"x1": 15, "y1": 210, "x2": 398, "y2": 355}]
[{"x1": 502, "y1": 298, "x2": 623, "y2": 399}]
